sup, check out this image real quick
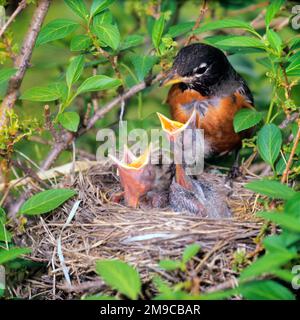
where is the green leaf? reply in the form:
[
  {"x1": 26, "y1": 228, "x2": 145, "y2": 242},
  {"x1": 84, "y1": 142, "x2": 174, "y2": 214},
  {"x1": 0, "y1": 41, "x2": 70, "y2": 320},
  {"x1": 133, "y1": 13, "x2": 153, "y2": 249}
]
[
  {"x1": 275, "y1": 157, "x2": 286, "y2": 175},
  {"x1": 240, "y1": 251, "x2": 296, "y2": 281},
  {"x1": 256, "y1": 57, "x2": 273, "y2": 69},
  {"x1": 0, "y1": 248, "x2": 31, "y2": 265},
  {"x1": 159, "y1": 259, "x2": 181, "y2": 271},
  {"x1": 266, "y1": 29, "x2": 282, "y2": 53},
  {"x1": 129, "y1": 55, "x2": 157, "y2": 82},
  {"x1": 285, "y1": 194, "x2": 300, "y2": 217},
  {"x1": 95, "y1": 259, "x2": 141, "y2": 300},
  {"x1": 0, "y1": 208, "x2": 11, "y2": 242},
  {"x1": 77, "y1": 75, "x2": 121, "y2": 95},
  {"x1": 0, "y1": 207, "x2": 6, "y2": 224},
  {"x1": 20, "y1": 189, "x2": 76, "y2": 215},
  {"x1": 152, "y1": 14, "x2": 165, "y2": 49},
  {"x1": 288, "y1": 51, "x2": 300, "y2": 64},
  {"x1": 51, "y1": 82, "x2": 68, "y2": 102},
  {"x1": 258, "y1": 211, "x2": 300, "y2": 233},
  {"x1": 167, "y1": 22, "x2": 195, "y2": 38},
  {"x1": 289, "y1": 38, "x2": 300, "y2": 51},
  {"x1": 92, "y1": 22, "x2": 120, "y2": 50},
  {"x1": 233, "y1": 109, "x2": 262, "y2": 133},
  {"x1": 245, "y1": 180, "x2": 296, "y2": 200},
  {"x1": 70, "y1": 34, "x2": 92, "y2": 51},
  {"x1": 90, "y1": 0, "x2": 115, "y2": 17},
  {"x1": 120, "y1": 35, "x2": 144, "y2": 51},
  {"x1": 271, "y1": 269, "x2": 294, "y2": 282},
  {"x1": 182, "y1": 244, "x2": 201, "y2": 263},
  {"x1": 153, "y1": 276, "x2": 172, "y2": 294},
  {"x1": 194, "y1": 19, "x2": 257, "y2": 36},
  {"x1": 257, "y1": 124, "x2": 282, "y2": 167},
  {"x1": 265, "y1": 0, "x2": 284, "y2": 27},
  {"x1": 263, "y1": 235, "x2": 289, "y2": 253},
  {"x1": 36, "y1": 19, "x2": 79, "y2": 46},
  {"x1": 93, "y1": 9, "x2": 113, "y2": 25},
  {"x1": 58, "y1": 112, "x2": 80, "y2": 132},
  {"x1": 66, "y1": 55, "x2": 85, "y2": 88},
  {"x1": 212, "y1": 36, "x2": 264, "y2": 48},
  {"x1": 64, "y1": 0, "x2": 89, "y2": 20},
  {"x1": 286, "y1": 59, "x2": 300, "y2": 77},
  {"x1": 239, "y1": 280, "x2": 295, "y2": 300},
  {"x1": 20, "y1": 85, "x2": 62, "y2": 102},
  {"x1": 0, "y1": 224, "x2": 11, "y2": 242},
  {"x1": 0, "y1": 68, "x2": 16, "y2": 84}
]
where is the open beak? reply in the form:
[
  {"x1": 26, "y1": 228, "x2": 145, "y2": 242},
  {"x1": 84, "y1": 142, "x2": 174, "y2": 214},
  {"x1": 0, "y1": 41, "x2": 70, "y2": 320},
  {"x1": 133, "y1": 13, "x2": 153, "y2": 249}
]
[
  {"x1": 157, "y1": 111, "x2": 197, "y2": 191},
  {"x1": 159, "y1": 70, "x2": 187, "y2": 87},
  {"x1": 109, "y1": 145, "x2": 152, "y2": 208},
  {"x1": 157, "y1": 109, "x2": 197, "y2": 141}
]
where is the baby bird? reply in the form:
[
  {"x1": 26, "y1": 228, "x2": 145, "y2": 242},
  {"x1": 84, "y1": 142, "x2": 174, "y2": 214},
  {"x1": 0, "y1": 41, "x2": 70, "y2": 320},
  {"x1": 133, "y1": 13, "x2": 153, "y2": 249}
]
[
  {"x1": 157, "y1": 111, "x2": 231, "y2": 218},
  {"x1": 109, "y1": 145, "x2": 173, "y2": 208}
]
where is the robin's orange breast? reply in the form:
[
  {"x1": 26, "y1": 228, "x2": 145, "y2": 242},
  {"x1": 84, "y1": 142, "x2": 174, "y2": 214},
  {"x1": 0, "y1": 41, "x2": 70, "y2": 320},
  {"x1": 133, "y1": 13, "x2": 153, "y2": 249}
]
[{"x1": 167, "y1": 85, "x2": 253, "y2": 155}]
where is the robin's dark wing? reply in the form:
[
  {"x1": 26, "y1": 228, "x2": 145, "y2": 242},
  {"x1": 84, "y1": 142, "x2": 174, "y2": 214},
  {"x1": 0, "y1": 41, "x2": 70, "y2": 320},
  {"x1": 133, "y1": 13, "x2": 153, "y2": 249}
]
[{"x1": 236, "y1": 77, "x2": 254, "y2": 106}]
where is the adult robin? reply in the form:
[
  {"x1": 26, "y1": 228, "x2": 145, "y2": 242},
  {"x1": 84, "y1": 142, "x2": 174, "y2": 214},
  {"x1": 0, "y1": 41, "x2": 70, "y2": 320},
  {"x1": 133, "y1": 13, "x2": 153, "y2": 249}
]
[{"x1": 160, "y1": 43, "x2": 255, "y2": 177}]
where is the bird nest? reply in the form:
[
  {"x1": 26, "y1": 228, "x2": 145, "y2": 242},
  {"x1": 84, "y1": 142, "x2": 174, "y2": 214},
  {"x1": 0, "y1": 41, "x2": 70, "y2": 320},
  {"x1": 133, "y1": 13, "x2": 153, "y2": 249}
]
[{"x1": 13, "y1": 161, "x2": 263, "y2": 300}]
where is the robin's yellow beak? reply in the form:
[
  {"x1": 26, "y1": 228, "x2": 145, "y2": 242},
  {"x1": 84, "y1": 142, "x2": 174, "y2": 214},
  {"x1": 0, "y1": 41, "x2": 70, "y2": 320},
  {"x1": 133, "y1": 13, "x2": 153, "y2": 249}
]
[{"x1": 159, "y1": 70, "x2": 187, "y2": 87}]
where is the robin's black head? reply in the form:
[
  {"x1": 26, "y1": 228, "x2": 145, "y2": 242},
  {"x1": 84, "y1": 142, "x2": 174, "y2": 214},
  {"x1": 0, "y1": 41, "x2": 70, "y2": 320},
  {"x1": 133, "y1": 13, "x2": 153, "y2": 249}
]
[{"x1": 161, "y1": 43, "x2": 237, "y2": 95}]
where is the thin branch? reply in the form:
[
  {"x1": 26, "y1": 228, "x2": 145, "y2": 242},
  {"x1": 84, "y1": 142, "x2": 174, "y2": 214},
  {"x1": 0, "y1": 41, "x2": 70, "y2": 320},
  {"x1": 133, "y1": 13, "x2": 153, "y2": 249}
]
[
  {"x1": 84, "y1": 73, "x2": 163, "y2": 132},
  {"x1": 40, "y1": 73, "x2": 163, "y2": 171},
  {"x1": 12, "y1": 159, "x2": 49, "y2": 189},
  {"x1": 185, "y1": 0, "x2": 208, "y2": 46},
  {"x1": 279, "y1": 112, "x2": 299, "y2": 129},
  {"x1": 281, "y1": 119, "x2": 300, "y2": 184},
  {"x1": 228, "y1": 1, "x2": 269, "y2": 16},
  {"x1": 0, "y1": 0, "x2": 50, "y2": 128},
  {"x1": 44, "y1": 104, "x2": 60, "y2": 142},
  {"x1": 0, "y1": 0, "x2": 27, "y2": 38}
]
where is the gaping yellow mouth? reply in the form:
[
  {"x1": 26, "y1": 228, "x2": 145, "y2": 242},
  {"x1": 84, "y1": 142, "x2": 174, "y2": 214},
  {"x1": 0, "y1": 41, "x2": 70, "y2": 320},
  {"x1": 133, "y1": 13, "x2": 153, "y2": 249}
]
[
  {"x1": 157, "y1": 112, "x2": 184, "y2": 133},
  {"x1": 109, "y1": 144, "x2": 151, "y2": 170},
  {"x1": 126, "y1": 148, "x2": 150, "y2": 169},
  {"x1": 157, "y1": 109, "x2": 197, "y2": 136}
]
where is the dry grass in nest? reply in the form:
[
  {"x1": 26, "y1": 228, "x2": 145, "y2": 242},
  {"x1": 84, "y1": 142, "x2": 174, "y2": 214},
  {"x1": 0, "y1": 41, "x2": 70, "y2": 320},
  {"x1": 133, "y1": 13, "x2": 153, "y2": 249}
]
[{"x1": 13, "y1": 161, "x2": 263, "y2": 300}]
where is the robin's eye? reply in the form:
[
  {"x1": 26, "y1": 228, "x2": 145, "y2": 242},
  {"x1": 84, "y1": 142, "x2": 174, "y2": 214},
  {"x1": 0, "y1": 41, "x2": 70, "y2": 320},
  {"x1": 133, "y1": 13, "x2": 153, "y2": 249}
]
[{"x1": 194, "y1": 64, "x2": 207, "y2": 75}]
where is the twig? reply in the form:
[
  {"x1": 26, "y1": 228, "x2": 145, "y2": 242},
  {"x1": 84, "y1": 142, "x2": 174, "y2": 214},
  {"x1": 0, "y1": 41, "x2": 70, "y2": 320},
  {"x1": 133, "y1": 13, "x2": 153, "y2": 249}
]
[
  {"x1": 185, "y1": 0, "x2": 208, "y2": 46},
  {"x1": 84, "y1": 73, "x2": 163, "y2": 132},
  {"x1": 12, "y1": 159, "x2": 49, "y2": 189},
  {"x1": 279, "y1": 112, "x2": 299, "y2": 129},
  {"x1": 0, "y1": 0, "x2": 27, "y2": 38},
  {"x1": 228, "y1": 1, "x2": 269, "y2": 16},
  {"x1": 281, "y1": 119, "x2": 300, "y2": 184},
  {"x1": 40, "y1": 73, "x2": 163, "y2": 171},
  {"x1": 76, "y1": 148, "x2": 96, "y2": 161},
  {"x1": 1, "y1": 161, "x2": 97, "y2": 192},
  {"x1": 0, "y1": 0, "x2": 50, "y2": 128},
  {"x1": 83, "y1": 103, "x2": 92, "y2": 127},
  {"x1": 58, "y1": 279, "x2": 105, "y2": 293},
  {"x1": 44, "y1": 105, "x2": 60, "y2": 142}
]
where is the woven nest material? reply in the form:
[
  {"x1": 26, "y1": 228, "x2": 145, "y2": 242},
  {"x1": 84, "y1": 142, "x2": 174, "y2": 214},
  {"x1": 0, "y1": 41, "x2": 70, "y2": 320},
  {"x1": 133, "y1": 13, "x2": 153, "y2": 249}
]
[{"x1": 14, "y1": 161, "x2": 263, "y2": 300}]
